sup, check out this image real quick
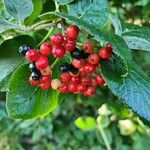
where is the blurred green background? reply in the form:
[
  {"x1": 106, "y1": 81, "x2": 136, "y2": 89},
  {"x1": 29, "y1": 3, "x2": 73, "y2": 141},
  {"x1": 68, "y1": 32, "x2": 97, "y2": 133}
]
[{"x1": 0, "y1": 0, "x2": 150, "y2": 150}]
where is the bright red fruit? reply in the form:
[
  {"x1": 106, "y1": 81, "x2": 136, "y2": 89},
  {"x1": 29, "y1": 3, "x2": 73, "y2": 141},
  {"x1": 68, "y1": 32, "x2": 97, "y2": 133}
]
[
  {"x1": 79, "y1": 67, "x2": 87, "y2": 76},
  {"x1": 81, "y1": 77, "x2": 90, "y2": 85},
  {"x1": 29, "y1": 76, "x2": 39, "y2": 85},
  {"x1": 40, "y1": 75, "x2": 51, "y2": 83},
  {"x1": 88, "y1": 53, "x2": 100, "y2": 65},
  {"x1": 84, "y1": 86, "x2": 95, "y2": 96},
  {"x1": 71, "y1": 76, "x2": 80, "y2": 83},
  {"x1": 95, "y1": 75, "x2": 105, "y2": 85},
  {"x1": 82, "y1": 41, "x2": 94, "y2": 53},
  {"x1": 77, "y1": 83, "x2": 86, "y2": 93},
  {"x1": 68, "y1": 82, "x2": 77, "y2": 93},
  {"x1": 40, "y1": 66, "x2": 52, "y2": 76},
  {"x1": 25, "y1": 49, "x2": 39, "y2": 62},
  {"x1": 40, "y1": 82, "x2": 51, "y2": 89},
  {"x1": 84, "y1": 63, "x2": 96, "y2": 74},
  {"x1": 90, "y1": 77, "x2": 97, "y2": 87},
  {"x1": 61, "y1": 72, "x2": 71, "y2": 83},
  {"x1": 40, "y1": 42, "x2": 52, "y2": 56},
  {"x1": 35, "y1": 55, "x2": 49, "y2": 70},
  {"x1": 64, "y1": 40, "x2": 76, "y2": 52},
  {"x1": 50, "y1": 34, "x2": 64, "y2": 46},
  {"x1": 52, "y1": 46, "x2": 65, "y2": 58},
  {"x1": 66, "y1": 25, "x2": 79, "y2": 40},
  {"x1": 59, "y1": 83, "x2": 68, "y2": 93},
  {"x1": 72, "y1": 59, "x2": 85, "y2": 69}
]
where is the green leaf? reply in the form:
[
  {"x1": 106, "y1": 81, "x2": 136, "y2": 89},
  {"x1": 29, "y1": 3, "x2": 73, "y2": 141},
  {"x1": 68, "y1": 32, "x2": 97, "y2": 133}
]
[
  {"x1": 4, "y1": 0, "x2": 33, "y2": 22},
  {"x1": 0, "y1": 35, "x2": 36, "y2": 85},
  {"x1": 122, "y1": 28, "x2": 150, "y2": 51},
  {"x1": 101, "y1": 57, "x2": 150, "y2": 120},
  {"x1": 56, "y1": 13, "x2": 132, "y2": 69},
  {"x1": 6, "y1": 64, "x2": 60, "y2": 119},
  {"x1": 38, "y1": 12, "x2": 59, "y2": 21},
  {"x1": 54, "y1": 0, "x2": 75, "y2": 5},
  {"x1": 68, "y1": 0, "x2": 110, "y2": 27},
  {"x1": 25, "y1": 0, "x2": 43, "y2": 25},
  {"x1": 0, "y1": 16, "x2": 20, "y2": 33},
  {"x1": 74, "y1": 116, "x2": 96, "y2": 130}
]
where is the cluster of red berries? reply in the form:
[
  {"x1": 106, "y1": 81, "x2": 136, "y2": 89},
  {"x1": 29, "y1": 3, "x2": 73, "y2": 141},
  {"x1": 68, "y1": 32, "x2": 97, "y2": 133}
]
[{"x1": 19, "y1": 24, "x2": 113, "y2": 96}]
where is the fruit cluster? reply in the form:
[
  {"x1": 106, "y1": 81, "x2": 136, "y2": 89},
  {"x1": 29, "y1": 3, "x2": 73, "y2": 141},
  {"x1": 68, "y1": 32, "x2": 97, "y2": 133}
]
[{"x1": 19, "y1": 25, "x2": 113, "y2": 96}]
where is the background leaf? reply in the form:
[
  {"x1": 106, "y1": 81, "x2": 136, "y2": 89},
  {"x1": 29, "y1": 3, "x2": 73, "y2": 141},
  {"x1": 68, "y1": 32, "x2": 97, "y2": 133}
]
[
  {"x1": 54, "y1": 0, "x2": 75, "y2": 5},
  {"x1": 0, "y1": 35, "x2": 36, "y2": 85},
  {"x1": 68, "y1": 0, "x2": 110, "y2": 27},
  {"x1": 4, "y1": 0, "x2": 33, "y2": 22},
  {"x1": 6, "y1": 64, "x2": 60, "y2": 119}
]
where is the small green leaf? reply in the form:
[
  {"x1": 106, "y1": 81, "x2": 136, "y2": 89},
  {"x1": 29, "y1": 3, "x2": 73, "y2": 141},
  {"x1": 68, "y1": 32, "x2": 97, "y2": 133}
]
[
  {"x1": 101, "y1": 57, "x2": 150, "y2": 120},
  {"x1": 6, "y1": 64, "x2": 60, "y2": 119},
  {"x1": 68, "y1": 0, "x2": 110, "y2": 27},
  {"x1": 25, "y1": 0, "x2": 43, "y2": 25},
  {"x1": 4, "y1": 0, "x2": 33, "y2": 22},
  {"x1": 74, "y1": 116, "x2": 96, "y2": 130},
  {"x1": 38, "y1": 12, "x2": 59, "y2": 21},
  {"x1": 0, "y1": 35, "x2": 36, "y2": 85},
  {"x1": 0, "y1": 16, "x2": 20, "y2": 33},
  {"x1": 54, "y1": 0, "x2": 75, "y2": 5}
]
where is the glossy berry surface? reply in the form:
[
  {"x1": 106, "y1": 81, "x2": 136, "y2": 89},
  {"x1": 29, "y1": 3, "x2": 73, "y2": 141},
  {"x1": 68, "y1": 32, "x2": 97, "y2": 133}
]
[
  {"x1": 70, "y1": 48, "x2": 84, "y2": 60},
  {"x1": 88, "y1": 53, "x2": 100, "y2": 65},
  {"x1": 29, "y1": 76, "x2": 39, "y2": 85},
  {"x1": 29, "y1": 62, "x2": 37, "y2": 72},
  {"x1": 59, "y1": 83, "x2": 68, "y2": 93},
  {"x1": 40, "y1": 82, "x2": 51, "y2": 89},
  {"x1": 68, "y1": 82, "x2": 77, "y2": 93},
  {"x1": 61, "y1": 72, "x2": 71, "y2": 82},
  {"x1": 31, "y1": 70, "x2": 41, "y2": 81},
  {"x1": 19, "y1": 44, "x2": 31, "y2": 55},
  {"x1": 52, "y1": 46, "x2": 65, "y2": 58},
  {"x1": 71, "y1": 76, "x2": 80, "y2": 83},
  {"x1": 35, "y1": 55, "x2": 49, "y2": 70},
  {"x1": 77, "y1": 83, "x2": 86, "y2": 93},
  {"x1": 40, "y1": 66, "x2": 51, "y2": 76},
  {"x1": 84, "y1": 86, "x2": 95, "y2": 96},
  {"x1": 84, "y1": 63, "x2": 96, "y2": 74},
  {"x1": 25, "y1": 49, "x2": 39, "y2": 62},
  {"x1": 69, "y1": 64, "x2": 79, "y2": 75},
  {"x1": 64, "y1": 40, "x2": 76, "y2": 52},
  {"x1": 40, "y1": 75, "x2": 51, "y2": 84},
  {"x1": 72, "y1": 59, "x2": 85, "y2": 69},
  {"x1": 40, "y1": 42, "x2": 52, "y2": 56},
  {"x1": 66, "y1": 25, "x2": 79, "y2": 40},
  {"x1": 98, "y1": 47, "x2": 112, "y2": 59},
  {"x1": 95, "y1": 75, "x2": 105, "y2": 85},
  {"x1": 60, "y1": 63, "x2": 71, "y2": 73},
  {"x1": 50, "y1": 34, "x2": 64, "y2": 46}
]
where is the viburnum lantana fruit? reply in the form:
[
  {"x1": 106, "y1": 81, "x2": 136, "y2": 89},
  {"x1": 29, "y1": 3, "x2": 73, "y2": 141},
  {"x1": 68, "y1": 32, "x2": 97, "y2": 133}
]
[{"x1": 19, "y1": 24, "x2": 112, "y2": 95}]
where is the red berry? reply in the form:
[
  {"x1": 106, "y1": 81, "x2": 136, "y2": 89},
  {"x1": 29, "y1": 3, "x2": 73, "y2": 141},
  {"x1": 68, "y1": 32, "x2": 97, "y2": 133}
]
[
  {"x1": 68, "y1": 82, "x2": 77, "y2": 93},
  {"x1": 81, "y1": 77, "x2": 90, "y2": 85},
  {"x1": 64, "y1": 40, "x2": 76, "y2": 52},
  {"x1": 25, "y1": 49, "x2": 39, "y2": 62},
  {"x1": 66, "y1": 25, "x2": 79, "y2": 40},
  {"x1": 61, "y1": 72, "x2": 71, "y2": 83},
  {"x1": 98, "y1": 46, "x2": 112, "y2": 59},
  {"x1": 52, "y1": 46, "x2": 65, "y2": 58},
  {"x1": 88, "y1": 53, "x2": 100, "y2": 65},
  {"x1": 95, "y1": 75, "x2": 105, "y2": 85},
  {"x1": 51, "y1": 79, "x2": 61, "y2": 90},
  {"x1": 82, "y1": 41, "x2": 94, "y2": 53},
  {"x1": 28, "y1": 76, "x2": 39, "y2": 85},
  {"x1": 50, "y1": 34, "x2": 64, "y2": 46},
  {"x1": 84, "y1": 63, "x2": 96, "y2": 74},
  {"x1": 40, "y1": 82, "x2": 51, "y2": 89},
  {"x1": 71, "y1": 76, "x2": 80, "y2": 83},
  {"x1": 40, "y1": 66, "x2": 52, "y2": 76},
  {"x1": 72, "y1": 59, "x2": 85, "y2": 69},
  {"x1": 59, "y1": 83, "x2": 68, "y2": 93},
  {"x1": 40, "y1": 75, "x2": 51, "y2": 83},
  {"x1": 40, "y1": 42, "x2": 52, "y2": 56},
  {"x1": 77, "y1": 83, "x2": 86, "y2": 93},
  {"x1": 79, "y1": 67, "x2": 87, "y2": 76},
  {"x1": 90, "y1": 77, "x2": 97, "y2": 87},
  {"x1": 105, "y1": 43, "x2": 112, "y2": 51},
  {"x1": 35, "y1": 55, "x2": 49, "y2": 70},
  {"x1": 84, "y1": 86, "x2": 95, "y2": 96}
]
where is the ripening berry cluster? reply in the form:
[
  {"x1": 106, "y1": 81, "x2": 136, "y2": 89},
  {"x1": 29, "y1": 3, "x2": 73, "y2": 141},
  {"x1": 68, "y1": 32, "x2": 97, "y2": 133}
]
[{"x1": 19, "y1": 24, "x2": 113, "y2": 96}]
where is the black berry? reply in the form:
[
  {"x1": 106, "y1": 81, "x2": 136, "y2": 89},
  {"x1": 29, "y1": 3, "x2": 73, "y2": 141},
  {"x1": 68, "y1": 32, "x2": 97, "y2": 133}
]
[
  {"x1": 70, "y1": 48, "x2": 84, "y2": 60},
  {"x1": 19, "y1": 44, "x2": 32, "y2": 55},
  {"x1": 82, "y1": 51, "x2": 90, "y2": 59},
  {"x1": 31, "y1": 70, "x2": 41, "y2": 80},
  {"x1": 29, "y1": 62, "x2": 37, "y2": 72},
  {"x1": 60, "y1": 63, "x2": 70, "y2": 73},
  {"x1": 70, "y1": 64, "x2": 79, "y2": 75}
]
